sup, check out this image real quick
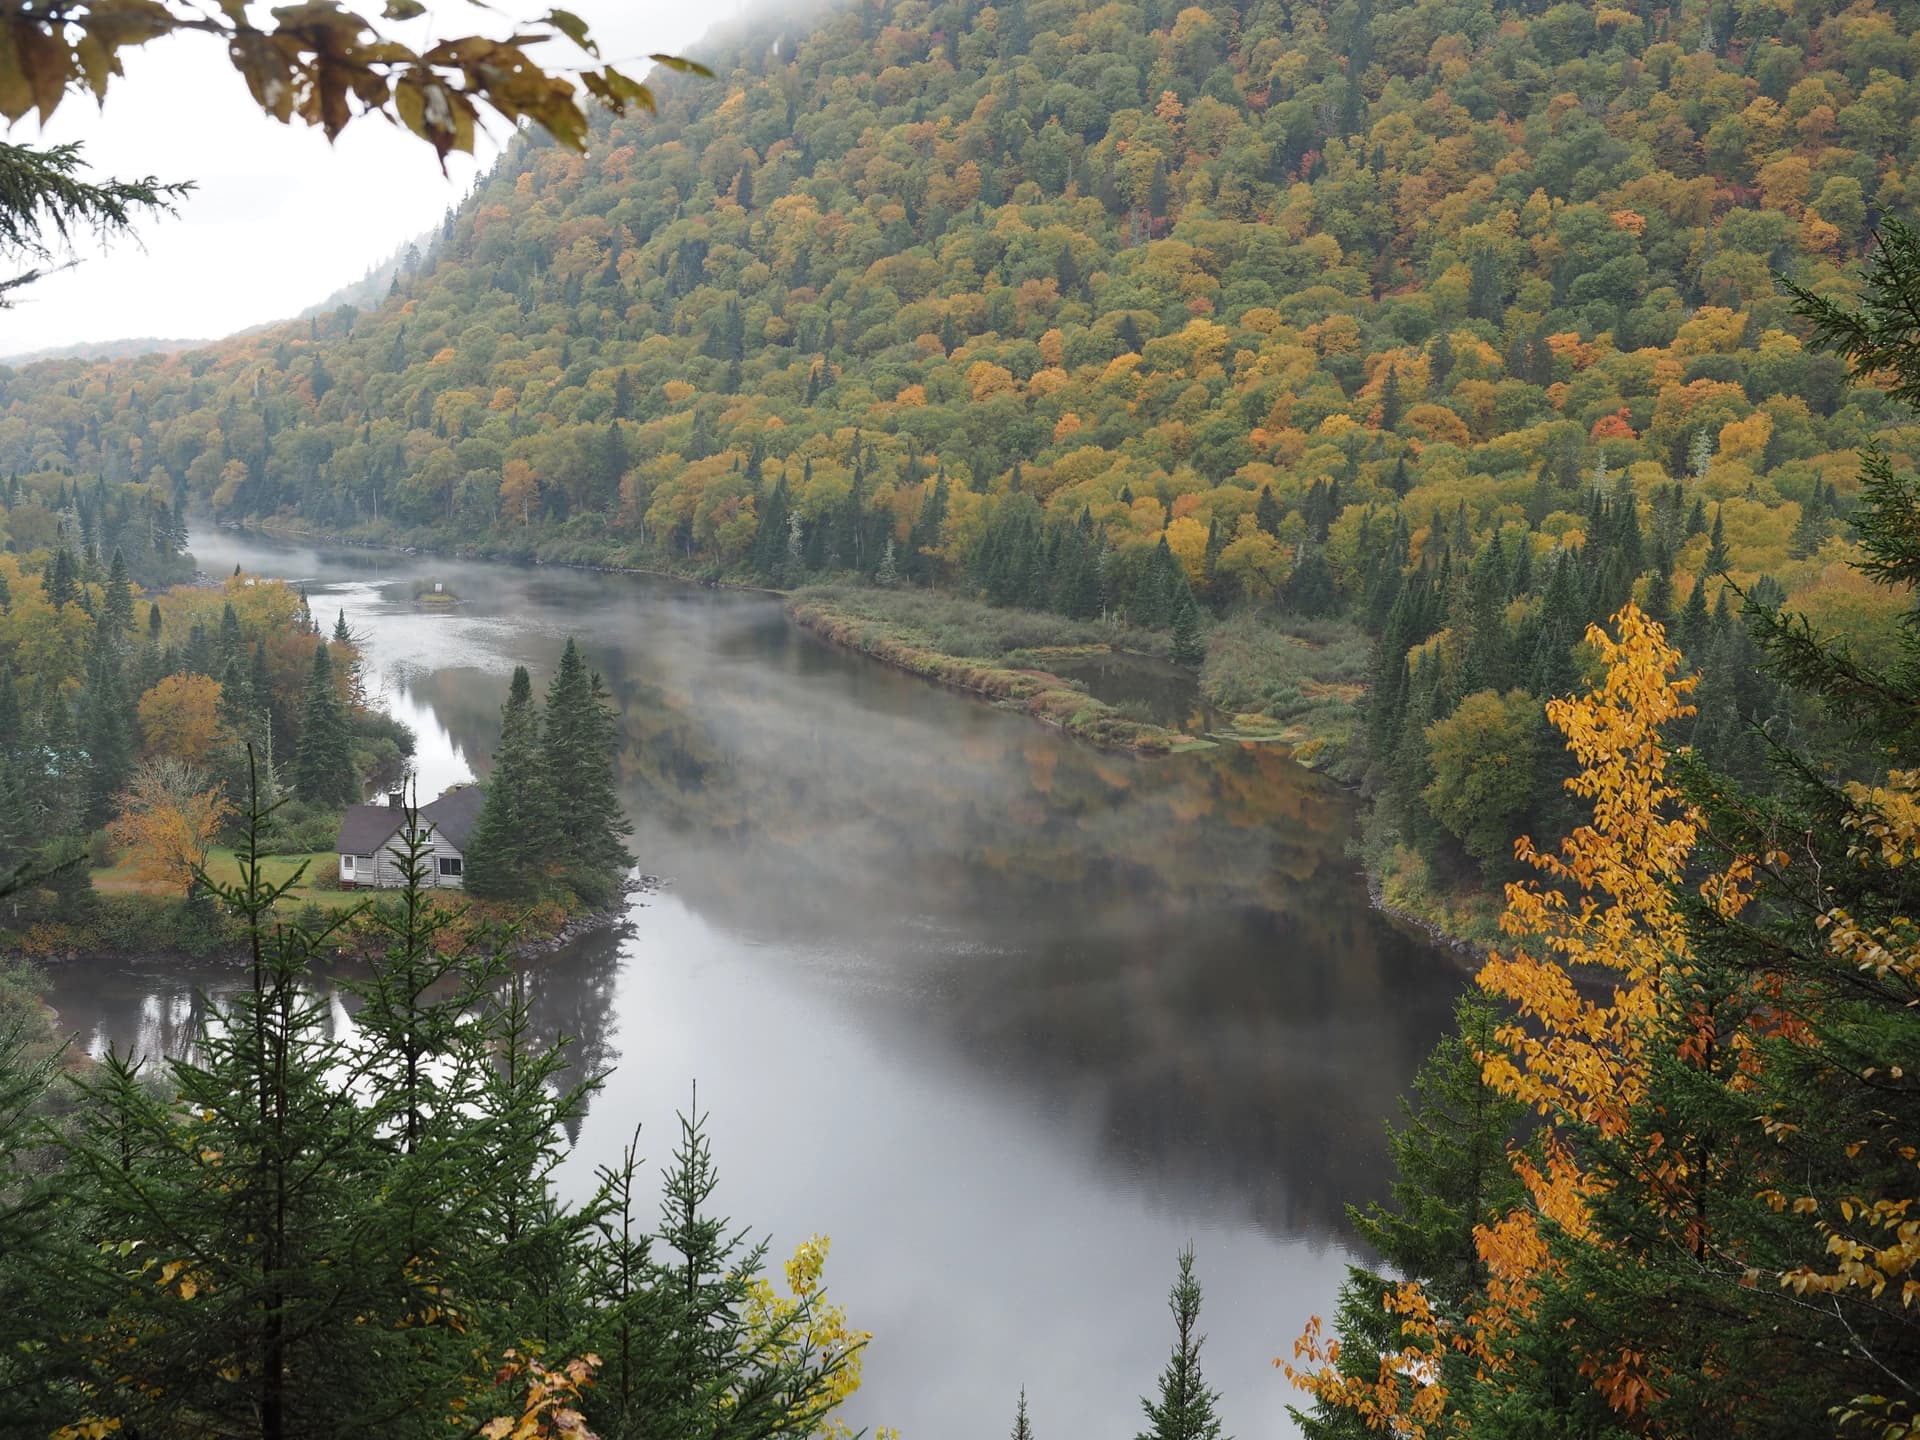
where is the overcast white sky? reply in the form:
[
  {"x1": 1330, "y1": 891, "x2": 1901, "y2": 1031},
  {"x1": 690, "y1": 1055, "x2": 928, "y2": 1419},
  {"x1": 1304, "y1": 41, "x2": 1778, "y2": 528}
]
[{"x1": 1, "y1": 0, "x2": 739, "y2": 358}]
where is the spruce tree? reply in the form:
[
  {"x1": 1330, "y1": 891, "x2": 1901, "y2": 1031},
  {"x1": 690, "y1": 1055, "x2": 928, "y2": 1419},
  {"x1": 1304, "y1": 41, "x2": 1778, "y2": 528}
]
[
  {"x1": 1294, "y1": 1000, "x2": 1525, "y2": 1439},
  {"x1": 292, "y1": 640, "x2": 356, "y2": 806},
  {"x1": 0, "y1": 958, "x2": 78, "y2": 1438},
  {"x1": 1171, "y1": 591, "x2": 1205, "y2": 667},
  {"x1": 51, "y1": 778, "x2": 589, "y2": 1438},
  {"x1": 1255, "y1": 485, "x2": 1283, "y2": 535},
  {"x1": 250, "y1": 639, "x2": 280, "y2": 748},
  {"x1": 216, "y1": 602, "x2": 245, "y2": 673},
  {"x1": 1467, "y1": 249, "x2": 1504, "y2": 323},
  {"x1": 466, "y1": 665, "x2": 553, "y2": 901},
  {"x1": 1378, "y1": 363, "x2": 1402, "y2": 431},
  {"x1": 44, "y1": 547, "x2": 77, "y2": 609},
  {"x1": 540, "y1": 639, "x2": 633, "y2": 905},
  {"x1": 100, "y1": 546, "x2": 134, "y2": 646},
  {"x1": 1012, "y1": 1386, "x2": 1035, "y2": 1440},
  {"x1": 1388, "y1": 454, "x2": 1411, "y2": 497},
  {"x1": 1137, "y1": 1246, "x2": 1225, "y2": 1440},
  {"x1": 81, "y1": 640, "x2": 131, "y2": 827},
  {"x1": 1677, "y1": 575, "x2": 1711, "y2": 662}
]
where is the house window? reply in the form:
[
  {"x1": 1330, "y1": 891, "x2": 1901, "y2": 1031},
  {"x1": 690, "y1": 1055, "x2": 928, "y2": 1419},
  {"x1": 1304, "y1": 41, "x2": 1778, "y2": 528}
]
[
  {"x1": 359, "y1": 855, "x2": 375, "y2": 868},
  {"x1": 340, "y1": 854, "x2": 354, "y2": 873},
  {"x1": 437, "y1": 856, "x2": 464, "y2": 879}
]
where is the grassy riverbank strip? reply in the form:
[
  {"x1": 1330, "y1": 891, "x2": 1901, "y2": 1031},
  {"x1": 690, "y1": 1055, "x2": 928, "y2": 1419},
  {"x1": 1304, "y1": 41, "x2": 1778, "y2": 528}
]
[
  {"x1": 787, "y1": 585, "x2": 1206, "y2": 755},
  {"x1": 4, "y1": 867, "x2": 615, "y2": 967}
]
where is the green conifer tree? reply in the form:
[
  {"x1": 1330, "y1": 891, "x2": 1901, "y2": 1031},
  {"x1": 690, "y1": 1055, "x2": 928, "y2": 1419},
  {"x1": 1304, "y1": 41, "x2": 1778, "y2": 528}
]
[
  {"x1": 81, "y1": 642, "x2": 130, "y2": 827},
  {"x1": 1171, "y1": 591, "x2": 1205, "y2": 667},
  {"x1": 1705, "y1": 506, "x2": 1728, "y2": 572},
  {"x1": 540, "y1": 640, "x2": 633, "y2": 905},
  {"x1": 44, "y1": 548, "x2": 77, "y2": 609},
  {"x1": 1137, "y1": 1246, "x2": 1225, "y2": 1440},
  {"x1": 292, "y1": 641, "x2": 355, "y2": 807},
  {"x1": 52, "y1": 777, "x2": 590, "y2": 1437},
  {"x1": 466, "y1": 665, "x2": 553, "y2": 900},
  {"x1": 1294, "y1": 999, "x2": 1524, "y2": 1438},
  {"x1": 100, "y1": 546, "x2": 134, "y2": 647}
]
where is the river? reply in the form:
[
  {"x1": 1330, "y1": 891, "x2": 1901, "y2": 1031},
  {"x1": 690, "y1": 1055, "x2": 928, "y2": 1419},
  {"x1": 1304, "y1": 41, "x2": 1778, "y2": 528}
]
[{"x1": 44, "y1": 530, "x2": 1468, "y2": 1438}]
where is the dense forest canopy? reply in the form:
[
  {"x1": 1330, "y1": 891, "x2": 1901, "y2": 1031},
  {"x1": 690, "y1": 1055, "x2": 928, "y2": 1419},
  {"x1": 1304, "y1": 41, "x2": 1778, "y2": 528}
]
[{"x1": 5, "y1": 0, "x2": 1915, "y2": 570}]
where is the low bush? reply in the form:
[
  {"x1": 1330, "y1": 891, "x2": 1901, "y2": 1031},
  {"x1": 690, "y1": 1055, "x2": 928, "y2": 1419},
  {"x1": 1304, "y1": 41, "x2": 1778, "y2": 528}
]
[
  {"x1": 88, "y1": 894, "x2": 238, "y2": 958},
  {"x1": 256, "y1": 799, "x2": 345, "y2": 857}
]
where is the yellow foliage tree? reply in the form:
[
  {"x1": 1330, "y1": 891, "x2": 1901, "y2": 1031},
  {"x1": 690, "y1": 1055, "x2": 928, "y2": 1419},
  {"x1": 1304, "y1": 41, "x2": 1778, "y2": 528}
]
[
  {"x1": 1290, "y1": 604, "x2": 1755, "y2": 1431},
  {"x1": 136, "y1": 673, "x2": 226, "y2": 765},
  {"x1": 740, "y1": 1236, "x2": 888, "y2": 1440},
  {"x1": 1213, "y1": 530, "x2": 1291, "y2": 603},
  {"x1": 501, "y1": 460, "x2": 541, "y2": 527},
  {"x1": 1163, "y1": 516, "x2": 1210, "y2": 585}
]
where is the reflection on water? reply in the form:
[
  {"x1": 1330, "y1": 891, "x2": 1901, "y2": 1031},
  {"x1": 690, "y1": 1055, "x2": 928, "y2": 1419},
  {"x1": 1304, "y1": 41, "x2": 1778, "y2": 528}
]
[
  {"x1": 1046, "y1": 648, "x2": 1218, "y2": 733},
  {"x1": 43, "y1": 530, "x2": 1469, "y2": 1439}
]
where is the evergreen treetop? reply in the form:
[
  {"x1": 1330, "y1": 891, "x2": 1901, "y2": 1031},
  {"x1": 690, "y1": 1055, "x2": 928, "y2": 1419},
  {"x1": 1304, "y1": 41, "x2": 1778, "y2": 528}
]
[{"x1": 1138, "y1": 1246, "x2": 1225, "y2": 1440}]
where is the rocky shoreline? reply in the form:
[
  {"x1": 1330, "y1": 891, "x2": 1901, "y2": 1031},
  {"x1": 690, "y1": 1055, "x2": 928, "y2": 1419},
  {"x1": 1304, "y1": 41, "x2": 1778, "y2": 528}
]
[
  {"x1": 1366, "y1": 871, "x2": 1487, "y2": 972},
  {"x1": 508, "y1": 873, "x2": 667, "y2": 958}
]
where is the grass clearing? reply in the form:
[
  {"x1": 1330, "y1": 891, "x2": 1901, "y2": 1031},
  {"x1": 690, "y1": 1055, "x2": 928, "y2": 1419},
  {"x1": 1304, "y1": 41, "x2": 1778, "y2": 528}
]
[{"x1": 92, "y1": 848, "x2": 359, "y2": 909}]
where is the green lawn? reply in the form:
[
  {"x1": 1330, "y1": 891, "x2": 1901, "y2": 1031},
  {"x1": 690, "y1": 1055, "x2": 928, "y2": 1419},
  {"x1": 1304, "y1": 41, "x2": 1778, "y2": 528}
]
[{"x1": 93, "y1": 848, "x2": 361, "y2": 909}]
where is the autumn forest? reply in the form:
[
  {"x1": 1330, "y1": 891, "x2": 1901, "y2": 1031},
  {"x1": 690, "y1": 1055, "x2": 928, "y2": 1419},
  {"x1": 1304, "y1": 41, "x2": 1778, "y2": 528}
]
[{"x1": 3, "y1": 0, "x2": 1920, "y2": 1431}]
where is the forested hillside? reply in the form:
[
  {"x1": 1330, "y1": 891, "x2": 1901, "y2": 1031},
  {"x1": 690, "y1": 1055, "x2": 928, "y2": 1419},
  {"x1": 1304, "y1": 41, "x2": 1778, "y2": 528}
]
[{"x1": 3, "y1": 0, "x2": 1919, "y2": 913}]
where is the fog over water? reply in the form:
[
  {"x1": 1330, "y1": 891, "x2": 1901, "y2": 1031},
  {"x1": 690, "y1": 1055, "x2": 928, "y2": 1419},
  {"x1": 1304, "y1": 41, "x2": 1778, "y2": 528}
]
[{"x1": 46, "y1": 530, "x2": 1469, "y2": 1438}]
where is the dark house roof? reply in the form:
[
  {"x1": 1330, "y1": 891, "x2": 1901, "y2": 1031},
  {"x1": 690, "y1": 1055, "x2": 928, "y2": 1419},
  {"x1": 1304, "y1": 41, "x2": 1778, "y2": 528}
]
[
  {"x1": 335, "y1": 785, "x2": 484, "y2": 855},
  {"x1": 338, "y1": 804, "x2": 403, "y2": 856},
  {"x1": 418, "y1": 785, "x2": 483, "y2": 851}
]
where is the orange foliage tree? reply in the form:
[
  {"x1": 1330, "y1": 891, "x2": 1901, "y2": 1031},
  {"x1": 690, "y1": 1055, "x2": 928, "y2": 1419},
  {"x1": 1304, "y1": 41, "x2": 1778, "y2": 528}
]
[{"x1": 107, "y1": 759, "x2": 232, "y2": 897}]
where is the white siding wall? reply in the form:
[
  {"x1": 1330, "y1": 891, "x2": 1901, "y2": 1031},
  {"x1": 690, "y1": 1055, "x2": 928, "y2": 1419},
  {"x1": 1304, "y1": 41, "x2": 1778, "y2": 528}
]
[{"x1": 341, "y1": 822, "x2": 466, "y2": 890}]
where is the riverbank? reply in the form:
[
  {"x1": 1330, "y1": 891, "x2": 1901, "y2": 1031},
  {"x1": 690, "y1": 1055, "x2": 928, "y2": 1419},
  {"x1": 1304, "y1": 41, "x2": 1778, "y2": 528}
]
[
  {"x1": 2, "y1": 882, "x2": 634, "y2": 970},
  {"x1": 1366, "y1": 844, "x2": 1501, "y2": 965},
  {"x1": 787, "y1": 586, "x2": 1207, "y2": 756}
]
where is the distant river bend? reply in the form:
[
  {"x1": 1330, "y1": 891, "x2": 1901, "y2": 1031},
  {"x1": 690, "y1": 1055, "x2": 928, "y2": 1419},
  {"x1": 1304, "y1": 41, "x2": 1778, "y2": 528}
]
[{"x1": 48, "y1": 530, "x2": 1466, "y2": 1440}]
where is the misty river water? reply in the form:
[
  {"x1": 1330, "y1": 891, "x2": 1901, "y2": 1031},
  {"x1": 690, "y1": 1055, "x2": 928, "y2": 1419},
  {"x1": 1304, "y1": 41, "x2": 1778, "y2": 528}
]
[{"x1": 42, "y1": 530, "x2": 1468, "y2": 1438}]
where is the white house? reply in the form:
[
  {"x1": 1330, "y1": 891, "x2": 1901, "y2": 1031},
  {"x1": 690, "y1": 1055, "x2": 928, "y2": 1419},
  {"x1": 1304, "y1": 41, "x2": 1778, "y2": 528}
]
[{"x1": 336, "y1": 786, "x2": 483, "y2": 890}]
